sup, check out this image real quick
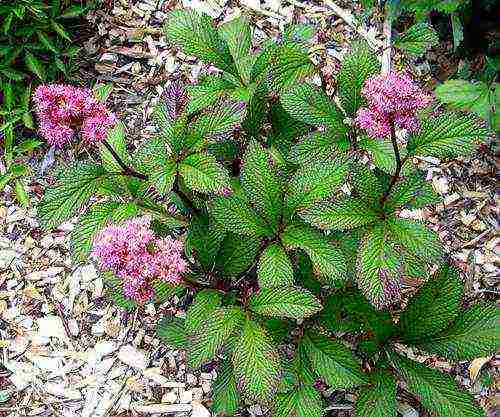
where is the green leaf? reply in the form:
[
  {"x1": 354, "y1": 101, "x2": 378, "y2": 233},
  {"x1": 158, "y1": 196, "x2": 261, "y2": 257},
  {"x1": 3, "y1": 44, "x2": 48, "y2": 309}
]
[
  {"x1": 93, "y1": 83, "x2": 114, "y2": 102},
  {"x1": 407, "y1": 112, "x2": 488, "y2": 158},
  {"x1": 241, "y1": 141, "x2": 283, "y2": 232},
  {"x1": 386, "y1": 217, "x2": 443, "y2": 263},
  {"x1": 0, "y1": 68, "x2": 25, "y2": 81},
  {"x1": 24, "y1": 51, "x2": 45, "y2": 80},
  {"x1": 98, "y1": 122, "x2": 130, "y2": 172},
  {"x1": 274, "y1": 385, "x2": 323, "y2": 417},
  {"x1": 385, "y1": 175, "x2": 440, "y2": 211},
  {"x1": 285, "y1": 159, "x2": 348, "y2": 220},
  {"x1": 190, "y1": 98, "x2": 246, "y2": 140},
  {"x1": 249, "y1": 286, "x2": 322, "y2": 319},
  {"x1": 188, "y1": 307, "x2": 244, "y2": 368},
  {"x1": 419, "y1": 302, "x2": 500, "y2": 361},
  {"x1": 283, "y1": 23, "x2": 316, "y2": 43},
  {"x1": 232, "y1": 318, "x2": 282, "y2": 401},
  {"x1": 351, "y1": 163, "x2": 383, "y2": 205},
  {"x1": 320, "y1": 288, "x2": 395, "y2": 342},
  {"x1": 355, "y1": 371, "x2": 397, "y2": 417},
  {"x1": 302, "y1": 330, "x2": 367, "y2": 389},
  {"x1": 70, "y1": 202, "x2": 139, "y2": 263},
  {"x1": 257, "y1": 244, "x2": 294, "y2": 288},
  {"x1": 185, "y1": 75, "x2": 234, "y2": 115},
  {"x1": 399, "y1": 263, "x2": 464, "y2": 343},
  {"x1": 59, "y1": 4, "x2": 86, "y2": 18},
  {"x1": 210, "y1": 191, "x2": 273, "y2": 237},
  {"x1": 388, "y1": 351, "x2": 485, "y2": 417},
  {"x1": 14, "y1": 180, "x2": 29, "y2": 206},
  {"x1": 356, "y1": 224, "x2": 403, "y2": 308},
  {"x1": 218, "y1": 16, "x2": 252, "y2": 80},
  {"x1": 394, "y1": 23, "x2": 439, "y2": 57},
  {"x1": 359, "y1": 136, "x2": 409, "y2": 175},
  {"x1": 51, "y1": 20, "x2": 71, "y2": 41},
  {"x1": 215, "y1": 232, "x2": 260, "y2": 277},
  {"x1": 185, "y1": 289, "x2": 222, "y2": 334},
  {"x1": 280, "y1": 84, "x2": 344, "y2": 127},
  {"x1": 300, "y1": 198, "x2": 380, "y2": 232},
  {"x1": 281, "y1": 224, "x2": 348, "y2": 284},
  {"x1": 435, "y1": 79, "x2": 497, "y2": 126},
  {"x1": 337, "y1": 41, "x2": 380, "y2": 116},
  {"x1": 164, "y1": 10, "x2": 234, "y2": 74},
  {"x1": 185, "y1": 215, "x2": 225, "y2": 270},
  {"x1": 269, "y1": 44, "x2": 315, "y2": 92},
  {"x1": 451, "y1": 13, "x2": 464, "y2": 50},
  {"x1": 288, "y1": 130, "x2": 349, "y2": 164},
  {"x1": 37, "y1": 32, "x2": 58, "y2": 53},
  {"x1": 38, "y1": 164, "x2": 109, "y2": 230},
  {"x1": 179, "y1": 152, "x2": 231, "y2": 194},
  {"x1": 212, "y1": 359, "x2": 240, "y2": 416},
  {"x1": 156, "y1": 317, "x2": 187, "y2": 348}
]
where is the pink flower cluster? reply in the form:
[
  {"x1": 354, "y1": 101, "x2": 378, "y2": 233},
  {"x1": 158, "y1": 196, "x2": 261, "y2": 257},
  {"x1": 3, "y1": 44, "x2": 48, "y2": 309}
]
[
  {"x1": 356, "y1": 72, "x2": 433, "y2": 138},
  {"x1": 91, "y1": 216, "x2": 187, "y2": 303},
  {"x1": 33, "y1": 84, "x2": 116, "y2": 147}
]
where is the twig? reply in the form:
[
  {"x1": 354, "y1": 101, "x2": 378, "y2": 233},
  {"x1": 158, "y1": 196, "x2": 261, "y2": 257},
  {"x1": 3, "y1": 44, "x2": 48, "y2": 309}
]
[
  {"x1": 101, "y1": 139, "x2": 148, "y2": 181},
  {"x1": 323, "y1": 0, "x2": 382, "y2": 51},
  {"x1": 381, "y1": 5, "x2": 393, "y2": 74}
]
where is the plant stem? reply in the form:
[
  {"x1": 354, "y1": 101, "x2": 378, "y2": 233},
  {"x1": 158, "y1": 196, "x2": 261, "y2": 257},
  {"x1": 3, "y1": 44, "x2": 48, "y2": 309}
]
[
  {"x1": 102, "y1": 139, "x2": 148, "y2": 181},
  {"x1": 380, "y1": 119, "x2": 402, "y2": 206}
]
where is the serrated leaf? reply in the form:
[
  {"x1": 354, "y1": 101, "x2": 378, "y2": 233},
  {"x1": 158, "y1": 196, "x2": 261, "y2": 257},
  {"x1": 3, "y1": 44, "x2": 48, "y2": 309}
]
[
  {"x1": 212, "y1": 359, "x2": 240, "y2": 416},
  {"x1": 419, "y1": 302, "x2": 500, "y2": 361},
  {"x1": 215, "y1": 232, "x2": 260, "y2": 277},
  {"x1": 185, "y1": 289, "x2": 222, "y2": 334},
  {"x1": 386, "y1": 217, "x2": 443, "y2": 263},
  {"x1": 283, "y1": 23, "x2": 316, "y2": 43},
  {"x1": 179, "y1": 152, "x2": 231, "y2": 194},
  {"x1": 98, "y1": 122, "x2": 130, "y2": 172},
  {"x1": 241, "y1": 141, "x2": 283, "y2": 232},
  {"x1": 249, "y1": 286, "x2": 322, "y2": 319},
  {"x1": 269, "y1": 44, "x2": 315, "y2": 92},
  {"x1": 51, "y1": 20, "x2": 71, "y2": 41},
  {"x1": 38, "y1": 164, "x2": 109, "y2": 230},
  {"x1": 388, "y1": 351, "x2": 485, "y2": 417},
  {"x1": 355, "y1": 371, "x2": 396, "y2": 417},
  {"x1": 394, "y1": 23, "x2": 439, "y2": 56},
  {"x1": 210, "y1": 190, "x2": 273, "y2": 237},
  {"x1": 280, "y1": 84, "x2": 344, "y2": 127},
  {"x1": 288, "y1": 130, "x2": 349, "y2": 164},
  {"x1": 359, "y1": 136, "x2": 410, "y2": 175},
  {"x1": 24, "y1": 51, "x2": 45, "y2": 80},
  {"x1": 218, "y1": 16, "x2": 252, "y2": 81},
  {"x1": 300, "y1": 198, "x2": 380, "y2": 232},
  {"x1": 185, "y1": 215, "x2": 225, "y2": 270},
  {"x1": 338, "y1": 41, "x2": 380, "y2": 116},
  {"x1": 274, "y1": 385, "x2": 323, "y2": 417},
  {"x1": 356, "y1": 224, "x2": 403, "y2": 308},
  {"x1": 257, "y1": 244, "x2": 294, "y2": 288},
  {"x1": 284, "y1": 159, "x2": 348, "y2": 220},
  {"x1": 164, "y1": 10, "x2": 235, "y2": 74},
  {"x1": 156, "y1": 317, "x2": 186, "y2": 348},
  {"x1": 185, "y1": 75, "x2": 234, "y2": 115},
  {"x1": 188, "y1": 307, "x2": 244, "y2": 368},
  {"x1": 302, "y1": 331, "x2": 367, "y2": 389},
  {"x1": 399, "y1": 263, "x2": 464, "y2": 343},
  {"x1": 38, "y1": 32, "x2": 58, "y2": 53},
  {"x1": 70, "y1": 202, "x2": 139, "y2": 263},
  {"x1": 385, "y1": 175, "x2": 440, "y2": 211},
  {"x1": 232, "y1": 318, "x2": 282, "y2": 401},
  {"x1": 190, "y1": 98, "x2": 246, "y2": 140},
  {"x1": 408, "y1": 112, "x2": 488, "y2": 157},
  {"x1": 281, "y1": 223, "x2": 348, "y2": 284},
  {"x1": 351, "y1": 163, "x2": 383, "y2": 204}
]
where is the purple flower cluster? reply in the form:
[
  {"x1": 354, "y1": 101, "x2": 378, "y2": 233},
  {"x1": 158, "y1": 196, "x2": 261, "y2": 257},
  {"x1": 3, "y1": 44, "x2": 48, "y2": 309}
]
[
  {"x1": 91, "y1": 216, "x2": 187, "y2": 303},
  {"x1": 356, "y1": 72, "x2": 433, "y2": 138},
  {"x1": 33, "y1": 84, "x2": 116, "y2": 147}
]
